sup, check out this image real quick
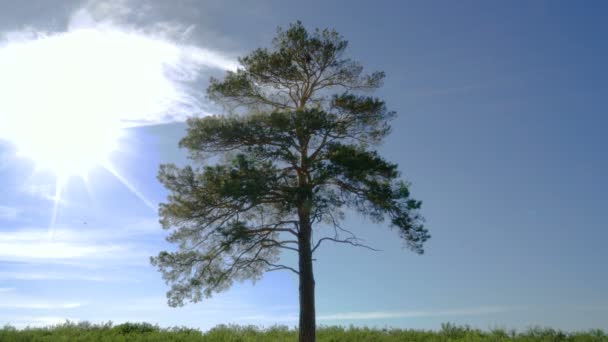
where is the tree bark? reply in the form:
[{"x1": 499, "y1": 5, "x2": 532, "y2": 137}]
[{"x1": 298, "y1": 213, "x2": 316, "y2": 342}]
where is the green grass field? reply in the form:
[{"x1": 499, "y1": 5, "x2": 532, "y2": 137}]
[{"x1": 0, "y1": 322, "x2": 605, "y2": 341}]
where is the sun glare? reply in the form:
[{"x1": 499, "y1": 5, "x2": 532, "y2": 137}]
[
  {"x1": 0, "y1": 28, "x2": 183, "y2": 177},
  {"x1": 0, "y1": 7, "x2": 236, "y2": 220},
  {"x1": 12, "y1": 108, "x2": 122, "y2": 177}
]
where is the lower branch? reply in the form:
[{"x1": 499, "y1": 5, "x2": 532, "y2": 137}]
[{"x1": 312, "y1": 236, "x2": 380, "y2": 254}]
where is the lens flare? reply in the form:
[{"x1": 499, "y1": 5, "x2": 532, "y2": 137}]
[
  {"x1": 0, "y1": 7, "x2": 236, "y2": 220},
  {"x1": 0, "y1": 28, "x2": 182, "y2": 177}
]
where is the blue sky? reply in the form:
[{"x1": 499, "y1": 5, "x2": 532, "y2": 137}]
[{"x1": 0, "y1": 0, "x2": 607, "y2": 331}]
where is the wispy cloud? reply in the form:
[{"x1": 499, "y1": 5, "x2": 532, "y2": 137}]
[
  {"x1": 0, "y1": 271, "x2": 106, "y2": 282},
  {"x1": 85, "y1": 0, "x2": 136, "y2": 20},
  {"x1": 0, "y1": 228, "x2": 127, "y2": 261},
  {"x1": 20, "y1": 183, "x2": 58, "y2": 202},
  {"x1": 240, "y1": 306, "x2": 519, "y2": 322},
  {"x1": 0, "y1": 0, "x2": 238, "y2": 154},
  {"x1": 0, "y1": 223, "x2": 156, "y2": 265},
  {"x1": 0, "y1": 290, "x2": 83, "y2": 310},
  {"x1": 317, "y1": 306, "x2": 516, "y2": 320},
  {"x1": 0, "y1": 213, "x2": 166, "y2": 274},
  {"x1": 0, "y1": 146, "x2": 16, "y2": 171},
  {"x1": 0, "y1": 302, "x2": 82, "y2": 310},
  {"x1": 0, "y1": 315, "x2": 72, "y2": 328},
  {"x1": 0, "y1": 205, "x2": 19, "y2": 220}
]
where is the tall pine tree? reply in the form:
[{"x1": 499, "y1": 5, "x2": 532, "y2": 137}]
[{"x1": 152, "y1": 21, "x2": 429, "y2": 342}]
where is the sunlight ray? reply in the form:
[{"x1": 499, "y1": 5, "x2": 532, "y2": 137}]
[
  {"x1": 102, "y1": 162, "x2": 156, "y2": 211},
  {"x1": 0, "y1": 6, "x2": 236, "y2": 236},
  {"x1": 81, "y1": 176, "x2": 101, "y2": 217},
  {"x1": 48, "y1": 176, "x2": 65, "y2": 238}
]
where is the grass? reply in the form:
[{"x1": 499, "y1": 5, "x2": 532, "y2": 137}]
[{"x1": 0, "y1": 322, "x2": 605, "y2": 341}]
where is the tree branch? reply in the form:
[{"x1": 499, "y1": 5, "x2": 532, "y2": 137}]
[
  {"x1": 312, "y1": 236, "x2": 380, "y2": 254},
  {"x1": 259, "y1": 259, "x2": 300, "y2": 275}
]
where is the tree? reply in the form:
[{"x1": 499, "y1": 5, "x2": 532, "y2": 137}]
[{"x1": 151, "y1": 21, "x2": 430, "y2": 342}]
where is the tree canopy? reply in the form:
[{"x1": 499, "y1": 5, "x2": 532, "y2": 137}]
[{"x1": 152, "y1": 21, "x2": 429, "y2": 342}]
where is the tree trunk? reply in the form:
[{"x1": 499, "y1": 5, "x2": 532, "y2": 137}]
[{"x1": 298, "y1": 216, "x2": 316, "y2": 342}]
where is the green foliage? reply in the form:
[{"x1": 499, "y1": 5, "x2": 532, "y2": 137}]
[
  {"x1": 0, "y1": 323, "x2": 605, "y2": 342},
  {"x1": 208, "y1": 21, "x2": 384, "y2": 112},
  {"x1": 152, "y1": 22, "x2": 429, "y2": 341},
  {"x1": 113, "y1": 322, "x2": 158, "y2": 334}
]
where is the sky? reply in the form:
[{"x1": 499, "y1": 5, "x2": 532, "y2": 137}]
[{"x1": 0, "y1": 0, "x2": 607, "y2": 331}]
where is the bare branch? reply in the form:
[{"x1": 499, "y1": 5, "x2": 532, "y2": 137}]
[
  {"x1": 259, "y1": 259, "x2": 300, "y2": 275},
  {"x1": 312, "y1": 236, "x2": 380, "y2": 254}
]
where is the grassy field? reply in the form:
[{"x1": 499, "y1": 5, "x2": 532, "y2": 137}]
[{"x1": 0, "y1": 322, "x2": 606, "y2": 342}]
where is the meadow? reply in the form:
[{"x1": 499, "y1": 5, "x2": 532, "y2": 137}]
[{"x1": 0, "y1": 322, "x2": 606, "y2": 342}]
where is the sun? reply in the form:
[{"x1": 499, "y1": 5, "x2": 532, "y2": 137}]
[
  {"x1": 0, "y1": 27, "x2": 179, "y2": 178},
  {"x1": 12, "y1": 110, "x2": 123, "y2": 178},
  {"x1": 0, "y1": 7, "x2": 235, "y2": 220},
  {"x1": 0, "y1": 26, "x2": 175, "y2": 215}
]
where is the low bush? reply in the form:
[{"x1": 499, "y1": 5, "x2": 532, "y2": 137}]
[{"x1": 0, "y1": 322, "x2": 605, "y2": 341}]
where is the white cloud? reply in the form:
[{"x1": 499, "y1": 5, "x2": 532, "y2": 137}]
[
  {"x1": 0, "y1": 315, "x2": 72, "y2": 328},
  {"x1": 20, "y1": 183, "x2": 58, "y2": 201},
  {"x1": 119, "y1": 217, "x2": 163, "y2": 234},
  {"x1": 241, "y1": 306, "x2": 518, "y2": 322},
  {"x1": 0, "y1": 229, "x2": 125, "y2": 260},
  {"x1": 84, "y1": 0, "x2": 136, "y2": 21},
  {"x1": 0, "y1": 240, "x2": 123, "y2": 260},
  {"x1": 82, "y1": 0, "x2": 197, "y2": 43},
  {"x1": 317, "y1": 306, "x2": 516, "y2": 320},
  {"x1": 0, "y1": 225, "x2": 154, "y2": 264},
  {"x1": 0, "y1": 1, "x2": 238, "y2": 162},
  {"x1": 119, "y1": 294, "x2": 258, "y2": 314},
  {"x1": 0, "y1": 271, "x2": 106, "y2": 282},
  {"x1": 0, "y1": 146, "x2": 16, "y2": 171},
  {"x1": 0, "y1": 213, "x2": 167, "y2": 268},
  {"x1": 0, "y1": 302, "x2": 82, "y2": 310},
  {"x1": 0, "y1": 205, "x2": 19, "y2": 220},
  {"x1": 0, "y1": 290, "x2": 83, "y2": 310}
]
